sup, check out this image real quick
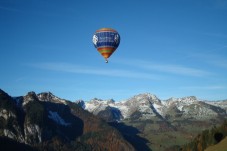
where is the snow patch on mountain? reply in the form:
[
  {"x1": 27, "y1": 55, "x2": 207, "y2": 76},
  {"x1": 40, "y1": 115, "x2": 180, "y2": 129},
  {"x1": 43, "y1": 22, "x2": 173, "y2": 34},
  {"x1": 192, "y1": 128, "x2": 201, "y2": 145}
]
[
  {"x1": 206, "y1": 100, "x2": 227, "y2": 110},
  {"x1": 85, "y1": 102, "x2": 97, "y2": 112},
  {"x1": 113, "y1": 103, "x2": 130, "y2": 118},
  {"x1": 153, "y1": 103, "x2": 163, "y2": 114},
  {"x1": 48, "y1": 111, "x2": 71, "y2": 126},
  {"x1": 0, "y1": 109, "x2": 16, "y2": 120}
]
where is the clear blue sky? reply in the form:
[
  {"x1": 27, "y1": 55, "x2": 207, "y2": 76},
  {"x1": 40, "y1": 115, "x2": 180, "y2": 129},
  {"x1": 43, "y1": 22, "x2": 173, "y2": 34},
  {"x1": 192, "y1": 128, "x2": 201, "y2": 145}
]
[{"x1": 1, "y1": 0, "x2": 227, "y2": 101}]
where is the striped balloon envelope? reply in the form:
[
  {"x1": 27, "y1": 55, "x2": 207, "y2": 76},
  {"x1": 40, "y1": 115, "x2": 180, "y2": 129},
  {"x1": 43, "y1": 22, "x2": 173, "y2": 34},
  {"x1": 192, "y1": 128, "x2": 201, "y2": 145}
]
[{"x1": 92, "y1": 28, "x2": 120, "y2": 63}]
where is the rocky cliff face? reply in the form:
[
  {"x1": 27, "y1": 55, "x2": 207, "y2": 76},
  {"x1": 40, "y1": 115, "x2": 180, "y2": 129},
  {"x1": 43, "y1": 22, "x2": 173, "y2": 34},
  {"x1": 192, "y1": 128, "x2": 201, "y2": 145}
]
[{"x1": 0, "y1": 89, "x2": 135, "y2": 151}]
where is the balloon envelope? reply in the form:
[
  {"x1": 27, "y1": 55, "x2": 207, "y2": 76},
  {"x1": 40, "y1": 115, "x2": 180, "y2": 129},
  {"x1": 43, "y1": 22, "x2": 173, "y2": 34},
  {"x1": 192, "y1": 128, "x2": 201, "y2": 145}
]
[{"x1": 92, "y1": 28, "x2": 120, "y2": 62}]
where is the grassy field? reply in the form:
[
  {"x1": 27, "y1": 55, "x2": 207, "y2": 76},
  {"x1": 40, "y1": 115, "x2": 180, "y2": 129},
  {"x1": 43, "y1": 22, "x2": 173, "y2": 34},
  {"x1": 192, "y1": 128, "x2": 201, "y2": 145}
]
[{"x1": 121, "y1": 118, "x2": 219, "y2": 151}]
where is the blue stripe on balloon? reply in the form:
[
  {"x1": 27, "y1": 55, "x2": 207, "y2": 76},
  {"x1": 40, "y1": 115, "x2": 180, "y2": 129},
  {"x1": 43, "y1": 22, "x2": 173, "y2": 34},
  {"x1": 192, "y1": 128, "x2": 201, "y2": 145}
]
[{"x1": 93, "y1": 30, "x2": 120, "y2": 49}]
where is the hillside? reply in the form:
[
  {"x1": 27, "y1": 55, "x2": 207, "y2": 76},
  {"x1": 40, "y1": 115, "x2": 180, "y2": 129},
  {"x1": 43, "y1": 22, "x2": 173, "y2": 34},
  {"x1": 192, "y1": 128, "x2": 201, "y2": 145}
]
[
  {"x1": 0, "y1": 89, "x2": 135, "y2": 151},
  {"x1": 181, "y1": 120, "x2": 227, "y2": 151},
  {"x1": 205, "y1": 137, "x2": 227, "y2": 151}
]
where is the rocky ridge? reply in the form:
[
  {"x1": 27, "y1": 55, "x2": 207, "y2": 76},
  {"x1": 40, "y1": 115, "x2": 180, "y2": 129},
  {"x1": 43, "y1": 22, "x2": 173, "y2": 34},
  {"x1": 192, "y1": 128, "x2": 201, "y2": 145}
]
[{"x1": 79, "y1": 93, "x2": 227, "y2": 122}]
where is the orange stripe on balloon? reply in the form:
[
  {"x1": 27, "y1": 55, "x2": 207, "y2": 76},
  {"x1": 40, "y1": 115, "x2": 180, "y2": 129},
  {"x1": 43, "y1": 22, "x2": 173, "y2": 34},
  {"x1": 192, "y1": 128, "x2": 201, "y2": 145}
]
[
  {"x1": 101, "y1": 53, "x2": 113, "y2": 59},
  {"x1": 96, "y1": 28, "x2": 117, "y2": 33},
  {"x1": 98, "y1": 50, "x2": 114, "y2": 54},
  {"x1": 97, "y1": 47, "x2": 116, "y2": 51}
]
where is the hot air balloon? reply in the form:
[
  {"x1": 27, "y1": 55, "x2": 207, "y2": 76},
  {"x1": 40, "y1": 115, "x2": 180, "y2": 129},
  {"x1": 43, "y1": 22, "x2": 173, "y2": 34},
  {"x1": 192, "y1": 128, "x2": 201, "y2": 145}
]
[{"x1": 92, "y1": 28, "x2": 120, "y2": 63}]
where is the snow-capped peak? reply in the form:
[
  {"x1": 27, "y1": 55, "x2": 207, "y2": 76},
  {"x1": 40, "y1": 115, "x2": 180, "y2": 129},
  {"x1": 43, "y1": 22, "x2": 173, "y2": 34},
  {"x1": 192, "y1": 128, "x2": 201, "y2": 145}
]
[
  {"x1": 75, "y1": 100, "x2": 85, "y2": 109},
  {"x1": 165, "y1": 96, "x2": 198, "y2": 106},
  {"x1": 90, "y1": 98, "x2": 115, "y2": 104},
  {"x1": 83, "y1": 93, "x2": 165, "y2": 120},
  {"x1": 125, "y1": 93, "x2": 162, "y2": 105},
  {"x1": 37, "y1": 92, "x2": 67, "y2": 105}
]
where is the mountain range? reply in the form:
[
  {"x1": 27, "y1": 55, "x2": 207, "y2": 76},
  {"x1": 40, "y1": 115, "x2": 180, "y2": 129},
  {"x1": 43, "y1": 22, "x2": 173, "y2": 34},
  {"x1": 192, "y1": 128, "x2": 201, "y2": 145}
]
[
  {"x1": 77, "y1": 93, "x2": 227, "y2": 150},
  {"x1": 78, "y1": 93, "x2": 227, "y2": 122},
  {"x1": 1, "y1": 89, "x2": 227, "y2": 151}
]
